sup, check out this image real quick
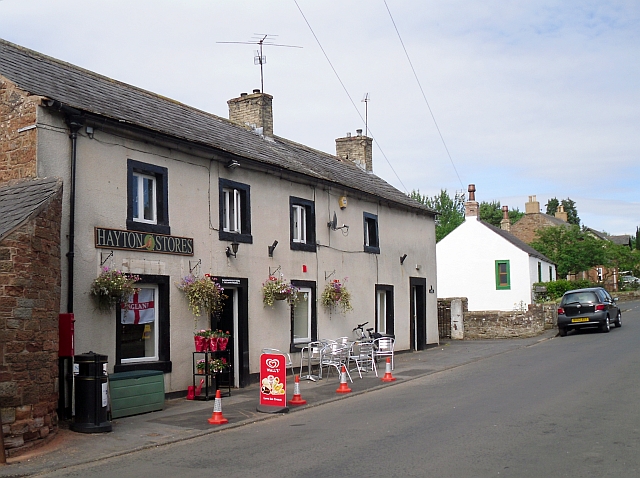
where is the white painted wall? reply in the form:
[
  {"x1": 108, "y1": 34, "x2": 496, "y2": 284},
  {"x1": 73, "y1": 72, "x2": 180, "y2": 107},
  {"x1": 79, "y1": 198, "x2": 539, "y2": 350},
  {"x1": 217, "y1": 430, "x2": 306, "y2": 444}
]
[{"x1": 437, "y1": 218, "x2": 554, "y2": 311}]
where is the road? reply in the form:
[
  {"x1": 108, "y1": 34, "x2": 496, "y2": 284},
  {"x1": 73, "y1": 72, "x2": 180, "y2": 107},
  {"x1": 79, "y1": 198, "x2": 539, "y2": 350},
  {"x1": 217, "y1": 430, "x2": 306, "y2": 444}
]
[{"x1": 40, "y1": 301, "x2": 640, "y2": 478}]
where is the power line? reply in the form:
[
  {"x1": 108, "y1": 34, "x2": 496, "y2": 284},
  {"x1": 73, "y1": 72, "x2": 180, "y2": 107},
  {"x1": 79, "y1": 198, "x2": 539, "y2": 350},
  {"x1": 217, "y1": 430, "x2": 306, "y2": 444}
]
[
  {"x1": 383, "y1": 0, "x2": 465, "y2": 191},
  {"x1": 294, "y1": 0, "x2": 409, "y2": 193}
]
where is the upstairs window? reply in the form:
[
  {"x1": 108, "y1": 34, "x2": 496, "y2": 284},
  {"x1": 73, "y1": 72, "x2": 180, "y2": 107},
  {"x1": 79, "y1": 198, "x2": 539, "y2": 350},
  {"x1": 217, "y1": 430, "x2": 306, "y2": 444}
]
[
  {"x1": 219, "y1": 179, "x2": 252, "y2": 244},
  {"x1": 363, "y1": 212, "x2": 380, "y2": 254},
  {"x1": 495, "y1": 260, "x2": 511, "y2": 290},
  {"x1": 127, "y1": 160, "x2": 169, "y2": 235},
  {"x1": 290, "y1": 197, "x2": 316, "y2": 252}
]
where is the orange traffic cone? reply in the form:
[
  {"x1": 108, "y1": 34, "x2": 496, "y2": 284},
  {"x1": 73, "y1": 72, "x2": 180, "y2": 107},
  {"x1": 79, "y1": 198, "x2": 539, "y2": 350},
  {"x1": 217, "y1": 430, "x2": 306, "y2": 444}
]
[
  {"x1": 336, "y1": 365, "x2": 352, "y2": 393},
  {"x1": 288, "y1": 375, "x2": 307, "y2": 405},
  {"x1": 207, "y1": 390, "x2": 229, "y2": 425},
  {"x1": 381, "y1": 357, "x2": 396, "y2": 382}
]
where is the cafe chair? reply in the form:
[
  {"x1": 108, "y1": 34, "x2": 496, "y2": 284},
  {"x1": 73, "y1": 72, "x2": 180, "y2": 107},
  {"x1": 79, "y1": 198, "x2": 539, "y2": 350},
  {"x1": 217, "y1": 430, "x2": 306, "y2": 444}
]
[
  {"x1": 348, "y1": 341, "x2": 378, "y2": 378},
  {"x1": 320, "y1": 342, "x2": 352, "y2": 382},
  {"x1": 373, "y1": 337, "x2": 395, "y2": 370},
  {"x1": 299, "y1": 341, "x2": 323, "y2": 379}
]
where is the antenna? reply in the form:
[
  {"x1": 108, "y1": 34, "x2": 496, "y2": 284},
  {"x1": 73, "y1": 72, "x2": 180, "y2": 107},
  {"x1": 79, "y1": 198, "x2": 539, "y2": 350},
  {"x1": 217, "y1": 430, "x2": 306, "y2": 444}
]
[
  {"x1": 361, "y1": 93, "x2": 370, "y2": 136},
  {"x1": 217, "y1": 34, "x2": 302, "y2": 93}
]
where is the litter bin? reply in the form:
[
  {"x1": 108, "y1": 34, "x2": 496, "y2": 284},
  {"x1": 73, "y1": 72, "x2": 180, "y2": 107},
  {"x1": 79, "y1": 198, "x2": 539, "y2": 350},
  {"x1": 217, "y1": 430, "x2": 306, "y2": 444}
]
[{"x1": 70, "y1": 352, "x2": 112, "y2": 433}]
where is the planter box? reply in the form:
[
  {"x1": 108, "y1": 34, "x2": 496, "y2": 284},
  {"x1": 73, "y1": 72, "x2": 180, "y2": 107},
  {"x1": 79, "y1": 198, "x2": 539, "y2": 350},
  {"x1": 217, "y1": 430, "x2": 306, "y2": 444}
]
[{"x1": 109, "y1": 370, "x2": 164, "y2": 418}]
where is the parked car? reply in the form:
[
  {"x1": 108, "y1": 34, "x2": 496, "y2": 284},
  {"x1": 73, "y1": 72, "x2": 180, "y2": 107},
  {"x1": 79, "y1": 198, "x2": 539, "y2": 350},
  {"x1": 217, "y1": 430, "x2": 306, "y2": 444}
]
[
  {"x1": 557, "y1": 287, "x2": 621, "y2": 336},
  {"x1": 620, "y1": 275, "x2": 640, "y2": 285}
]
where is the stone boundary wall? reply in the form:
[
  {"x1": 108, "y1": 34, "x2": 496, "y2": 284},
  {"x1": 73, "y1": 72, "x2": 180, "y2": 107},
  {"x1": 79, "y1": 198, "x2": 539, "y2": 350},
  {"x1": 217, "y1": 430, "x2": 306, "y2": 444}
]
[{"x1": 1, "y1": 187, "x2": 62, "y2": 457}]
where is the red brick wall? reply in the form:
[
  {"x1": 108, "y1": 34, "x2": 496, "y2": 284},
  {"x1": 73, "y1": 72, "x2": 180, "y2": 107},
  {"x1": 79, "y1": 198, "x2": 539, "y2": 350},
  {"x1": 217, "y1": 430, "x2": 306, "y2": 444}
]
[
  {"x1": 0, "y1": 77, "x2": 38, "y2": 183},
  {"x1": 0, "y1": 187, "x2": 62, "y2": 456}
]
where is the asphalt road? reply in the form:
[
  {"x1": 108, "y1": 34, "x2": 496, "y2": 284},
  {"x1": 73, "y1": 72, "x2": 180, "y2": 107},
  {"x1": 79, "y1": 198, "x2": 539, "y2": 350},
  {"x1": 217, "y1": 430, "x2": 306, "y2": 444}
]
[{"x1": 39, "y1": 301, "x2": 640, "y2": 478}]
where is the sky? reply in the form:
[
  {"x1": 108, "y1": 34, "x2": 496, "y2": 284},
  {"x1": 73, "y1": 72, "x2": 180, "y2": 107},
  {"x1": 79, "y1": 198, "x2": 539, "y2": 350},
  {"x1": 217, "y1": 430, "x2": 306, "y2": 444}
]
[{"x1": 1, "y1": 0, "x2": 639, "y2": 235}]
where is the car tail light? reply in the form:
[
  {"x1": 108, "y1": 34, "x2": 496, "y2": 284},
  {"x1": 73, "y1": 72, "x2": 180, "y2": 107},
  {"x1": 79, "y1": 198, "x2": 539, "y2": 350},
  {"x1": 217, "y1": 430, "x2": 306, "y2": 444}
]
[
  {"x1": 595, "y1": 304, "x2": 606, "y2": 311},
  {"x1": 557, "y1": 307, "x2": 564, "y2": 315}
]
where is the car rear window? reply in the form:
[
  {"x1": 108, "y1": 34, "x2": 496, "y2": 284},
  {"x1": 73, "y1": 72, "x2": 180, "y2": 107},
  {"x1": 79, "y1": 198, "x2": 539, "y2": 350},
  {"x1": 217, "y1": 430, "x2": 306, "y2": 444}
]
[{"x1": 562, "y1": 291, "x2": 598, "y2": 304}]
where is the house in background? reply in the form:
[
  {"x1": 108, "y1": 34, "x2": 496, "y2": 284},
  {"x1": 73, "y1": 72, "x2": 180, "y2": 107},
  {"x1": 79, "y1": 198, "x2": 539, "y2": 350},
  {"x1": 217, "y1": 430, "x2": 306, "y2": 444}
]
[
  {"x1": 437, "y1": 185, "x2": 556, "y2": 311},
  {"x1": 508, "y1": 195, "x2": 570, "y2": 243},
  {"x1": 0, "y1": 37, "x2": 438, "y2": 414}
]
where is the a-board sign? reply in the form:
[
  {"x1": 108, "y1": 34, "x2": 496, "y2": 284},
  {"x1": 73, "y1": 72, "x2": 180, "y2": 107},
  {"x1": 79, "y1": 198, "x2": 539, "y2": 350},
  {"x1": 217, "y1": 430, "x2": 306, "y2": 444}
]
[{"x1": 257, "y1": 353, "x2": 289, "y2": 413}]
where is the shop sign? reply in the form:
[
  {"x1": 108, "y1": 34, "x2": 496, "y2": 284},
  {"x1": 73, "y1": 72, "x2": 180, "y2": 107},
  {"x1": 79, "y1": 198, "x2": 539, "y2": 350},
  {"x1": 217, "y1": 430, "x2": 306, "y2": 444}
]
[
  {"x1": 95, "y1": 227, "x2": 194, "y2": 256},
  {"x1": 259, "y1": 353, "x2": 287, "y2": 408}
]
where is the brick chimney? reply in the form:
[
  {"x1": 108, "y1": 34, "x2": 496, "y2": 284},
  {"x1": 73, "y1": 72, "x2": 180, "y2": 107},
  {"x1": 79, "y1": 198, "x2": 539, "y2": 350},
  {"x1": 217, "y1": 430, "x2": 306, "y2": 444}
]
[
  {"x1": 464, "y1": 184, "x2": 479, "y2": 219},
  {"x1": 555, "y1": 204, "x2": 568, "y2": 222},
  {"x1": 335, "y1": 129, "x2": 373, "y2": 172},
  {"x1": 525, "y1": 195, "x2": 540, "y2": 214},
  {"x1": 500, "y1": 205, "x2": 511, "y2": 231},
  {"x1": 227, "y1": 89, "x2": 273, "y2": 137}
]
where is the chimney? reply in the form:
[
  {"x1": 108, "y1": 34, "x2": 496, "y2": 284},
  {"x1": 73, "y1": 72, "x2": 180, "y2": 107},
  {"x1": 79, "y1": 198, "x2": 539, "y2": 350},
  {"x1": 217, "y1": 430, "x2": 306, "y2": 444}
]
[
  {"x1": 500, "y1": 205, "x2": 511, "y2": 231},
  {"x1": 555, "y1": 204, "x2": 568, "y2": 222},
  {"x1": 464, "y1": 184, "x2": 479, "y2": 219},
  {"x1": 227, "y1": 90, "x2": 273, "y2": 137},
  {"x1": 335, "y1": 130, "x2": 373, "y2": 172},
  {"x1": 525, "y1": 195, "x2": 540, "y2": 214}
]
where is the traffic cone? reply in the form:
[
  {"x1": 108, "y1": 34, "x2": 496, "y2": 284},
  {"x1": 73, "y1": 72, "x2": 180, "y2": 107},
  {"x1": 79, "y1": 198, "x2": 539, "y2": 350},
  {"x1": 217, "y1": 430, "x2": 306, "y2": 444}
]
[
  {"x1": 288, "y1": 375, "x2": 307, "y2": 405},
  {"x1": 207, "y1": 390, "x2": 229, "y2": 425},
  {"x1": 336, "y1": 365, "x2": 352, "y2": 393},
  {"x1": 381, "y1": 357, "x2": 396, "y2": 382}
]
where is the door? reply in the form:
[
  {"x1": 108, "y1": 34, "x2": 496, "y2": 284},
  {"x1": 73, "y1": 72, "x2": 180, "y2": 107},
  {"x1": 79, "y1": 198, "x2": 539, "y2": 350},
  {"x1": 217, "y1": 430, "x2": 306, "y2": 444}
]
[
  {"x1": 213, "y1": 277, "x2": 249, "y2": 388},
  {"x1": 410, "y1": 277, "x2": 427, "y2": 350}
]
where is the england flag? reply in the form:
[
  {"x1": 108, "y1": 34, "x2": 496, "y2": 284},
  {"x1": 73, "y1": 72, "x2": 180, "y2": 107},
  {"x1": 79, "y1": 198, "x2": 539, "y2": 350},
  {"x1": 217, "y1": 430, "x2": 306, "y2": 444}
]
[{"x1": 121, "y1": 288, "x2": 155, "y2": 324}]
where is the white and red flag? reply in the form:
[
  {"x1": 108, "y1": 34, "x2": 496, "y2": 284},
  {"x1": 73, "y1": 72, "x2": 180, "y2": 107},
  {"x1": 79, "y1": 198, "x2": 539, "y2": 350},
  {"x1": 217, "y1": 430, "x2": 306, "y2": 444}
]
[{"x1": 121, "y1": 288, "x2": 155, "y2": 324}]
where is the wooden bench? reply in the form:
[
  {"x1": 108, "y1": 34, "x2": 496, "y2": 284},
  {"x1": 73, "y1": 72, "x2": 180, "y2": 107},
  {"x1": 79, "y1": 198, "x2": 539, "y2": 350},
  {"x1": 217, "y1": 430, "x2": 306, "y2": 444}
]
[{"x1": 109, "y1": 370, "x2": 164, "y2": 418}]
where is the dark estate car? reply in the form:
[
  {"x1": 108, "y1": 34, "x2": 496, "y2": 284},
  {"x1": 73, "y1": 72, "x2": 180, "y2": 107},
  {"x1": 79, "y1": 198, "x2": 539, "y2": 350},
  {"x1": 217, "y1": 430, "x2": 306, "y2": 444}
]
[{"x1": 557, "y1": 287, "x2": 621, "y2": 336}]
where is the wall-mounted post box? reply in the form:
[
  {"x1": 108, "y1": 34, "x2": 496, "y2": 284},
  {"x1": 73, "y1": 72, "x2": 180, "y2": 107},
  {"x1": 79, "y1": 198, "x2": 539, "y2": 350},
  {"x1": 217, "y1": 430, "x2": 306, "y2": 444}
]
[{"x1": 59, "y1": 313, "x2": 75, "y2": 357}]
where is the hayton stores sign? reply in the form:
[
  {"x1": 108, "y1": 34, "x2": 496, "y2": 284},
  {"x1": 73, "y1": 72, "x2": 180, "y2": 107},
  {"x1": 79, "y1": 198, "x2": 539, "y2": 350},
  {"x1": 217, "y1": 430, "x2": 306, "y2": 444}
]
[{"x1": 95, "y1": 227, "x2": 194, "y2": 256}]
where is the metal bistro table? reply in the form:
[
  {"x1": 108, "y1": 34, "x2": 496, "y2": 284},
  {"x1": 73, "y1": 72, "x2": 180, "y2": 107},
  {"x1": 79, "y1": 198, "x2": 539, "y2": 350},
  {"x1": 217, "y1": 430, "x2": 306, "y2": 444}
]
[{"x1": 295, "y1": 342, "x2": 322, "y2": 381}]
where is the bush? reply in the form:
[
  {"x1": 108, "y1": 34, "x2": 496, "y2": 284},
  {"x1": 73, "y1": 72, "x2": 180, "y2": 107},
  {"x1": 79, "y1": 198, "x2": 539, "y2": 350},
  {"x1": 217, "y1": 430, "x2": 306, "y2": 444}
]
[{"x1": 534, "y1": 279, "x2": 595, "y2": 302}]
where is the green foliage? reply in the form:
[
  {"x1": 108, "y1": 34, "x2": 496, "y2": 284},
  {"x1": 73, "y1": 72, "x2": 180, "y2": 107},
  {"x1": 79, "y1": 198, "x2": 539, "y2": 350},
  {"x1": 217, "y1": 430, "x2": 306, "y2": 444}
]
[
  {"x1": 176, "y1": 274, "x2": 227, "y2": 317},
  {"x1": 635, "y1": 226, "x2": 639, "y2": 250},
  {"x1": 321, "y1": 278, "x2": 353, "y2": 313},
  {"x1": 261, "y1": 274, "x2": 299, "y2": 307},
  {"x1": 600, "y1": 241, "x2": 640, "y2": 280},
  {"x1": 478, "y1": 201, "x2": 524, "y2": 228},
  {"x1": 530, "y1": 225, "x2": 605, "y2": 277},
  {"x1": 545, "y1": 197, "x2": 580, "y2": 226},
  {"x1": 89, "y1": 267, "x2": 141, "y2": 312},
  {"x1": 533, "y1": 279, "x2": 594, "y2": 301},
  {"x1": 411, "y1": 189, "x2": 464, "y2": 242}
]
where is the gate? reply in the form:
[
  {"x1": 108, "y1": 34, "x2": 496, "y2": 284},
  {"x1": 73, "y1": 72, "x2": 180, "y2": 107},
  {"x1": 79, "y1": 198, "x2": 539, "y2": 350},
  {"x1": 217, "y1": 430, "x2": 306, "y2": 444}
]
[{"x1": 438, "y1": 301, "x2": 451, "y2": 339}]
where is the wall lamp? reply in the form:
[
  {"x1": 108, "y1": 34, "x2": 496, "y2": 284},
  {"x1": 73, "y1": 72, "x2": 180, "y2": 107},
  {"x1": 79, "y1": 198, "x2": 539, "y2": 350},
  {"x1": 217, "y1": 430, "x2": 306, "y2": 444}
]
[
  {"x1": 268, "y1": 240, "x2": 278, "y2": 257},
  {"x1": 400, "y1": 254, "x2": 408, "y2": 265},
  {"x1": 226, "y1": 159, "x2": 240, "y2": 169},
  {"x1": 226, "y1": 241, "x2": 239, "y2": 258}
]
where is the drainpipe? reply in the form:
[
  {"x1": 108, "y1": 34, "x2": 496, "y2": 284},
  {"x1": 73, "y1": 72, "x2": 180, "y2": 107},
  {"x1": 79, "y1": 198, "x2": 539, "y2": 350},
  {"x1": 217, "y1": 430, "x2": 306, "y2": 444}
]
[{"x1": 65, "y1": 115, "x2": 83, "y2": 313}]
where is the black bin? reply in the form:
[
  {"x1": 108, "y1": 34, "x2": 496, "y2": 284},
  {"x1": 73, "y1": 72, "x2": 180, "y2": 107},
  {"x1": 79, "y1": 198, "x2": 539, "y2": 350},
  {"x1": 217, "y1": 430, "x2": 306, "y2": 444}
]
[{"x1": 70, "y1": 352, "x2": 112, "y2": 433}]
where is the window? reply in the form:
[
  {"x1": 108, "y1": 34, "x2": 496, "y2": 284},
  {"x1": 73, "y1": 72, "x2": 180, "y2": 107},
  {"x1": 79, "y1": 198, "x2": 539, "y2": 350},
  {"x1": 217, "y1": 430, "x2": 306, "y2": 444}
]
[
  {"x1": 495, "y1": 260, "x2": 510, "y2": 290},
  {"x1": 218, "y1": 179, "x2": 252, "y2": 243},
  {"x1": 375, "y1": 284, "x2": 394, "y2": 335},
  {"x1": 289, "y1": 197, "x2": 316, "y2": 252},
  {"x1": 290, "y1": 280, "x2": 316, "y2": 351},
  {"x1": 538, "y1": 262, "x2": 542, "y2": 283},
  {"x1": 549, "y1": 266, "x2": 553, "y2": 282},
  {"x1": 115, "y1": 275, "x2": 171, "y2": 373},
  {"x1": 127, "y1": 160, "x2": 169, "y2": 235},
  {"x1": 363, "y1": 212, "x2": 380, "y2": 254}
]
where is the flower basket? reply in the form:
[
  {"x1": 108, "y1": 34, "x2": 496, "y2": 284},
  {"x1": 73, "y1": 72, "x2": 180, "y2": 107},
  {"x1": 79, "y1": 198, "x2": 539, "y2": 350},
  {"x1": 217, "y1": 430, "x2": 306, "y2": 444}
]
[
  {"x1": 217, "y1": 337, "x2": 229, "y2": 351},
  {"x1": 89, "y1": 267, "x2": 141, "y2": 312},
  {"x1": 194, "y1": 335, "x2": 208, "y2": 352},
  {"x1": 262, "y1": 274, "x2": 299, "y2": 307},
  {"x1": 176, "y1": 274, "x2": 227, "y2": 317},
  {"x1": 321, "y1": 278, "x2": 353, "y2": 313},
  {"x1": 208, "y1": 337, "x2": 218, "y2": 352}
]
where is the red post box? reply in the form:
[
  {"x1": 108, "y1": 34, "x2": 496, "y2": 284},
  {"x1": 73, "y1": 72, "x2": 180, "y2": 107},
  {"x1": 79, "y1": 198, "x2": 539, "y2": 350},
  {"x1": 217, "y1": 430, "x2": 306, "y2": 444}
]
[{"x1": 59, "y1": 313, "x2": 75, "y2": 357}]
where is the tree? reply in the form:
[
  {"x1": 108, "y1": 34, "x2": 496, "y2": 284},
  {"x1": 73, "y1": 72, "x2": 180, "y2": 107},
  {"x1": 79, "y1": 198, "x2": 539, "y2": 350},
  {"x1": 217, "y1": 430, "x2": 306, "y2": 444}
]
[
  {"x1": 545, "y1": 197, "x2": 580, "y2": 226},
  {"x1": 635, "y1": 226, "x2": 639, "y2": 250},
  {"x1": 601, "y1": 241, "x2": 640, "y2": 280},
  {"x1": 411, "y1": 189, "x2": 464, "y2": 242},
  {"x1": 478, "y1": 201, "x2": 524, "y2": 228},
  {"x1": 530, "y1": 225, "x2": 605, "y2": 277}
]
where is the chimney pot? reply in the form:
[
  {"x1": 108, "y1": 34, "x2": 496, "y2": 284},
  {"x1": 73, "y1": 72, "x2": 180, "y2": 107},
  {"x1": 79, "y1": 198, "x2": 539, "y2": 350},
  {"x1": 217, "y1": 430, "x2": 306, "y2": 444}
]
[
  {"x1": 356, "y1": 129, "x2": 362, "y2": 136},
  {"x1": 346, "y1": 132, "x2": 351, "y2": 138},
  {"x1": 464, "y1": 184, "x2": 479, "y2": 219},
  {"x1": 253, "y1": 89, "x2": 261, "y2": 94},
  {"x1": 500, "y1": 205, "x2": 511, "y2": 231},
  {"x1": 240, "y1": 92, "x2": 248, "y2": 97}
]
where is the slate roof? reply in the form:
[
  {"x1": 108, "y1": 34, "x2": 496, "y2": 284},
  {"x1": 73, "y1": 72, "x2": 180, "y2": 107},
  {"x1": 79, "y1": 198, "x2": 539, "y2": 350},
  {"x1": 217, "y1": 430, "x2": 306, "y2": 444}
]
[
  {"x1": 610, "y1": 235, "x2": 632, "y2": 247},
  {"x1": 0, "y1": 177, "x2": 62, "y2": 241},
  {"x1": 0, "y1": 38, "x2": 434, "y2": 216},
  {"x1": 479, "y1": 220, "x2": 555, "y2": 264}
]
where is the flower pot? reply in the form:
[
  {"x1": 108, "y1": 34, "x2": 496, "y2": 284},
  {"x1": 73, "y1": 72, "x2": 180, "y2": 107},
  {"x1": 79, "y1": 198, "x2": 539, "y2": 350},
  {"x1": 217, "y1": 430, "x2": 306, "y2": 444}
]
[
  {"x1": 208, "y1": 337, "x2": 218, "y2": 352},
  {"x1": 218, "y1": 337, "x2": 229, "y2": 351},
  {"x1": 273, "y1": 292, "x2": 288, "y2": 301},
  {"x1": 196, "y1": 369, "x2": 205, "y2": 375},
  {"x1": 194, "y1": 335, "x2": 207, "y2": 352}
]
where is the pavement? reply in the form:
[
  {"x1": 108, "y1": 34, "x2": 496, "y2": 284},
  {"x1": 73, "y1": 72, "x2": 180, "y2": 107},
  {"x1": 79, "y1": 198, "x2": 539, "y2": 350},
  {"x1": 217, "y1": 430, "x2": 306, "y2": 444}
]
[{"x1": 1, "y1": 329, "x2": 558, "y2": 477}]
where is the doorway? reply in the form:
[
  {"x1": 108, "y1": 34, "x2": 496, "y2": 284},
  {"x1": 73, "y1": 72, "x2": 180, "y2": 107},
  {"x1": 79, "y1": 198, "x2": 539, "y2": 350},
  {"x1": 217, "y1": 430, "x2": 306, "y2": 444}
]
[
  {"x1": 410, "y1": 277, "x2": 426, "y2": 351},
  {"x1": 212, "y1": 277, "x2": 249, "y2": 388}
]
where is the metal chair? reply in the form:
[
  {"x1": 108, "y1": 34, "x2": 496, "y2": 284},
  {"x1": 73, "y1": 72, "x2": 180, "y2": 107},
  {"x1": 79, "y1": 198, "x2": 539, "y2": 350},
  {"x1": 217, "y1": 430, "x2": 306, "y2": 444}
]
[
  {"x1": 299, "y1": 341, "x2": 323, "y2": 381},
  {"x1": 348, "y1": 341, "x2": 378, "y2": 378},
  {"x1": 320, "y1": 342, "x2": 352, "y2": 382},
  {"x1": 261, "y1": 348, "x2": 294, "y2": 377},
  {"x1": 373, "y1": 337, "x2": 395, "y2": 370}
]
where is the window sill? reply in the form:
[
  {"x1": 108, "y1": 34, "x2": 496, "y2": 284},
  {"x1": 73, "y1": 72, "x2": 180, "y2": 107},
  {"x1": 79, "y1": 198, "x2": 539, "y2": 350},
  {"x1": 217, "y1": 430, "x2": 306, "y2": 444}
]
[
  {"x1": 290, "y1": 242, "x2": 317, "y2": 253},
  {"x1": 114, "y1": 361, "x2": 172, "y2": 373},
  {"x1": 364, "y1": 245, "x2": 380, "y2": 254},
  {"x1": 219, "y1": 231, "x2": 253, "y2": 244},
  {"x1": 126, "y1": 220, "x2": 171, "y2": 236}
]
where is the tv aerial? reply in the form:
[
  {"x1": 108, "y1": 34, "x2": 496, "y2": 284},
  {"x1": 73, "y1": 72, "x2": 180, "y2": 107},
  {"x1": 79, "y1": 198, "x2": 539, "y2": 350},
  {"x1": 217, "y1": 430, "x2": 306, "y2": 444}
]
[{"x1": 217, "y1": 34, "x2": 302, "y2": 94}]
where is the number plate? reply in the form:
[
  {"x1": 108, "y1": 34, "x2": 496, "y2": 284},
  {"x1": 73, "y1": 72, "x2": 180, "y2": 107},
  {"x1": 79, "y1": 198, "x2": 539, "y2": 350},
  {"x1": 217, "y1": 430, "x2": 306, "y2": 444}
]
[{"x1": 571, "y1": 317, "x2": 589, "y2": 323}]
